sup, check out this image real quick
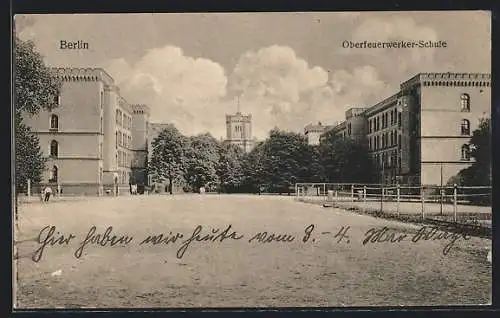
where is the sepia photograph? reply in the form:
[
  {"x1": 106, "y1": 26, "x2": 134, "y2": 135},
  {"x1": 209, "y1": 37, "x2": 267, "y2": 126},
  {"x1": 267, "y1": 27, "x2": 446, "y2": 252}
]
[{"x1": 12, "y1": 11, "x2": 492, "y2": 308}]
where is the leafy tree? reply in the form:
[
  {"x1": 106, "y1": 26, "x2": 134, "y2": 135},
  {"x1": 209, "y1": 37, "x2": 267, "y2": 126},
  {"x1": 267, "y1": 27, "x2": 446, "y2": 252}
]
[
  {"x1": 15, "y1": 38, "x2": 61, "y2": 116},
  {"x1": 184, "y1": 133, "x2": 220, "y2": 192},
  {"x1": 319, "y1": 131, "x2": 375, "y2": 183},
  {"x1": 217, "y1": 142, "x2": 246, "y2": 193},
  {"x1": 450, "y1": 118, "x2": 491, "y2": 205},
  {"x1": 14, "y1": 113, "x2": 46, "y2": 193},
  {"x1": 149, "y1": 125, "x2": 188, "y2": 194},
  {"x1": 14, "y1": 37, "x2": 61, "y2": 193},
  {"x1": 246, "y1": 128, "x2": 313, "y2": 194},
  {"x1": 241, "y1": 141, "x2": 266, "y2": 193}
]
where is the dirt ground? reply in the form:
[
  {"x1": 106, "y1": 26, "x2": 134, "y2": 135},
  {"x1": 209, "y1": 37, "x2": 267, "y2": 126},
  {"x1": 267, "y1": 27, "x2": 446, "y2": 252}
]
[{"x1": 14, "y1": 194, "x2": 492, "y2": 308}]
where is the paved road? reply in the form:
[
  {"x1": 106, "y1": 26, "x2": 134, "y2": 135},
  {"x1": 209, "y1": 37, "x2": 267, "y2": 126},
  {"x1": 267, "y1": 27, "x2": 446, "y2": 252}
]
[{"x1": 15, "y1": 194, "x2": 491, "y2": 308}]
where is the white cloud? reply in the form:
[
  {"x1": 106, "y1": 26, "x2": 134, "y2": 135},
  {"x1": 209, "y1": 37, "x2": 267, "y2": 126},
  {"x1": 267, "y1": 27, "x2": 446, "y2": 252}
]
[
  {"x1": 104, "y1": 44, "x2": 397, "y2": 140},
  {"x1": 102, "y1": 45, "x2": 228, "y2": 138}
]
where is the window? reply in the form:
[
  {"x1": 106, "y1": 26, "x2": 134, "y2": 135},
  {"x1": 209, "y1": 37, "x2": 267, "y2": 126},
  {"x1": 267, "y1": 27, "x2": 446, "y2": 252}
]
[
  {"x1": 348, "y1": 123, "x2": 352, "y2": 135},
  {"x1": 398, "y1": 112, "x2": 402, "y2": 128},
  {"x1": 49, "y1": 165, "x2": 58, "y2": 182},
  {"x1": 116, "y1": 109, "x2": 120, "y2": 124},
  {"x1": 54, "y1": 94, "x2": 60, "y2": 106},
  {"x1": 460, "y1": 93, "x2": 470, "y2": 112},
  {"x1": 100, "y1": 91, "x2": 104, "y2": 109},
  {"x1": 398, "y1": 134, "x2": 401, "y2": 150},
  {"x1": 461, "y1": 119, "x2": 470, "y2": 135},
  {"x1": 50, "y1": 140, "x2": 58, "y2": 157},
  {"x1": 461, "y1": 144, "x2": 471, "y2": 160},
  {"x1": 115, "y1": 131, "x2": 118, "y2": 148},
  {"x1": 50, "y1": 114, "x2": 59, "y2": 130}
]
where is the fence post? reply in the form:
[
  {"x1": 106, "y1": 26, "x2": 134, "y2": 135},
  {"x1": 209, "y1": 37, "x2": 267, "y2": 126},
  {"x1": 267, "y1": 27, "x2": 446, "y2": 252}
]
[
  {"x1": 27, "y1": 179, "x2": 31, "y2": 199},
  {"x1": 363, "y1": 185, "x2": 367, "y2": 212},
  {"x1": 323, "y1": 183, "x2": 326, "y2": 199},
  {"x1": 453, "y1": 184, "x2": 458, "y2": 222},
  {"x1": 396, "y1": 184, "x2": 400, "y2": 217},
  {"x1": 421, "y1": 185, "x2": 425, "y2": 219},
  {"x1": 334, "y1": 189, "x2": 338, "y2": 207},
  {"x1": 440, "y1": 186, "x2": 444, "y2": 216},
  {"x1": 351, "y1": 184, "x2": 354, "y2": 203},
  {"x1": 380, "y1": 184, "x2": 384, "y2": 213}
]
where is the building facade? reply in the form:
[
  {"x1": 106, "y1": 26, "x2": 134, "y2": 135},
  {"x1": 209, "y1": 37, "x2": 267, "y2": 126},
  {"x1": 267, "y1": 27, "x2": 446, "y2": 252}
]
[
  {"x1": 225, "y1": 111, "x2": 255, "y2": 153},
  {"x1": 321, "y1": 72, "x2": 491, "y2": 186},
  {"x1": 304, "y1": 122, "x2": 331, "y2": 145},
  {"x1": 22, "y1": 67, "x2": 150, "y2": 195}
]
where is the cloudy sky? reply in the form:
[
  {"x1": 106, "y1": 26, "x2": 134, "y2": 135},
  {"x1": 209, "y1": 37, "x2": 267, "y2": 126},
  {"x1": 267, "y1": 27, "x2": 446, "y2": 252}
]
[{"x1": 15, "y1": 11, "x2": 490, "y2": 139}]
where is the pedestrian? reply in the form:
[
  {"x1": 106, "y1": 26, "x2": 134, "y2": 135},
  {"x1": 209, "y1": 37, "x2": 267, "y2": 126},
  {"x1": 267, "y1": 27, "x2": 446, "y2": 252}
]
[{"x1": 43, "y1": 186, "x2": 53, "y2": 202}]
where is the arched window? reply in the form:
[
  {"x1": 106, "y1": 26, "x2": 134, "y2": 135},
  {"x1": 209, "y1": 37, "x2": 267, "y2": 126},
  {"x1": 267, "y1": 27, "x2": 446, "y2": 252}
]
[
  {"x1": 50, "y1": 114, "x2": 59, "y2": 130},
  {"x1": 461, "y1": 144, "x2": 470, "y2": 160},
  {"x1": 460, "y1": 93, "x2": 470, "y2": 112},
  {"x1": 50, "y1": 140, "x2": 58, "y2": 157},
  {"x1": 461, "y1": 119, "x2": 470, "y2": 135},
  {"x1": 50, "y1": 165, "x2": 58, "y2": 182}
]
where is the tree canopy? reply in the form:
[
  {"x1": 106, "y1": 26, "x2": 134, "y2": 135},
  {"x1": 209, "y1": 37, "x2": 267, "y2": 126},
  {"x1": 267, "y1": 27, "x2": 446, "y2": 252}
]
[{"x1": 14, "y1": 37, "x2": 61, "y2": 192}]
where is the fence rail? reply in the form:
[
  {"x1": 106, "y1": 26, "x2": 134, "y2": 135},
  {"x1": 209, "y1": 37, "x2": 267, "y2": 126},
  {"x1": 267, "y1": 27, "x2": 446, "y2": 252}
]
[{"x1": 295, "y1": 183, "x2": 492, "y2": 228}]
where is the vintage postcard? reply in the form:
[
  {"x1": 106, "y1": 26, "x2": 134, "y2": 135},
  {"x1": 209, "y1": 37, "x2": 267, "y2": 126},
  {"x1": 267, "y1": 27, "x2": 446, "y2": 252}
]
[{"x1": 12, "y1": 11, "x2": 492, "y2": 308}]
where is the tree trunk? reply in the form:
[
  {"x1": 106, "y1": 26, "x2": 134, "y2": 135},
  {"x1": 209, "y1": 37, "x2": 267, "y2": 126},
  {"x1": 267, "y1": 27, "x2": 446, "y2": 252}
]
[{"x1": 169, "y1": 178, "x2": 173, "y2": 195}]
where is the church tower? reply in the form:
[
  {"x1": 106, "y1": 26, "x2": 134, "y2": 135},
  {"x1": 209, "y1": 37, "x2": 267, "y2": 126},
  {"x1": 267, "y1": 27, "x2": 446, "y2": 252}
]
[{"x1": 225, "y1": 96, "x2": 254, "y2": 153}]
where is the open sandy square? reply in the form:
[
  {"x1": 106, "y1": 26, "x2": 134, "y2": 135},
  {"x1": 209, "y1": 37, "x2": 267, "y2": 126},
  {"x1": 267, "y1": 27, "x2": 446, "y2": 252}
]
[{"x1": 14, "y1": 194, "x2": 492, "y2": 308}]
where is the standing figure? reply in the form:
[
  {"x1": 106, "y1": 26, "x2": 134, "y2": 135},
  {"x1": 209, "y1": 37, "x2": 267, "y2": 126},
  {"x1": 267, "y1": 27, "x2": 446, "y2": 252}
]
[{"x1": 43, "y1": 186, "x2": 53, "y2": 202}]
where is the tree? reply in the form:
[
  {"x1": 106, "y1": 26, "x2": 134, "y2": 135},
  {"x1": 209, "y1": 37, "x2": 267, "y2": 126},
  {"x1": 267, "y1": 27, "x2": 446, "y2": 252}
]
[
  {"x1": 184, "y1": 133, "x2": 221, "y2": 192},
  {"x1": 318, "y1": 131, "x2": 375, "y2": 183},
  {"x1": 217, "y1": 142, "x2": 245, "y2": 193},
  {"x1": 14, "y1": 37, "x2": 61, "y2": 192},
  {"x1": 149, "y1": 125, "x2": 188, "y2": 194},
  {"x1": 15, "y1": 38, "x2": 61, "y2": 116},
  {"x1": 241, "y1": 141, "x2": 266, "y2": 193},
  {"x1": 14, "y1": 113, "x2": 46, "y2": 193},
  {"x1": 246, "y1": 128, "x2": 313, "y2": 194},
  {"x1": 450, "y1": 118, "x2": 491, "y2": 205}
]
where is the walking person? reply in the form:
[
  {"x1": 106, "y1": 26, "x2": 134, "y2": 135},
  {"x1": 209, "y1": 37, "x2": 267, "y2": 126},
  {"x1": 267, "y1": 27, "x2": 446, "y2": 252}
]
[{"x1": 43, "y1": 186, "x2": 53, "y2": 202}]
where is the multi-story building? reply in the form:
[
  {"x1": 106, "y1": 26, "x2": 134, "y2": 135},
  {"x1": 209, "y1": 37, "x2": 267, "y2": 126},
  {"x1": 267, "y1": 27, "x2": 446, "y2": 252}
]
[
  {"x1": 304, "y1": 122, "x2": 331, "y2": 145},
  {"x1": 321, "y1": 72, "x2": 491, "y2": 186},
  {"x1": 22, "y1": 67, "x2": 150, "y2": 195},
  {"x1": 130, "y1": 104, "x2": 151, "y2": 185}
]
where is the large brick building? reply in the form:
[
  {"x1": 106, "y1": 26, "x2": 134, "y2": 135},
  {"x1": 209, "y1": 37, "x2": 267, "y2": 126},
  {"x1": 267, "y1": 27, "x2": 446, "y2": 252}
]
[
  {"x1": 22, "y1": 67, "x2": 151, "y2": 195},
  {"x1": 318, "y1": 72, "x2": 491, "y2": 186}
]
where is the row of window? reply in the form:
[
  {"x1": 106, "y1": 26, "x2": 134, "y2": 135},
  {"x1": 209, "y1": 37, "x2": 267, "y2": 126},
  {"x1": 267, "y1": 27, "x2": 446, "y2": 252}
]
[
  {"x1": 369, "y1": 109, "x2": 401, "y2": 133},
  {"x1": 116, "y1": 109, "x2": 132, "y2": 130},
  {"x1": 50, "y1": 114, "x2": 105, "y2": 134},
  {"x1": 374, "y1": 150, "x2": 400, "y2": 170},
  {"x1": 369, "y1": 130, "x2": 401, "y2": 151},
  {"x1": 116, "y1": 131, "x2": 132, "y2": 149}
]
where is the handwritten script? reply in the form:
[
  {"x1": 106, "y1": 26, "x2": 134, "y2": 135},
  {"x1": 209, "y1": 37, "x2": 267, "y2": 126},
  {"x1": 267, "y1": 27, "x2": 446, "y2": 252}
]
[{"x1": 30, "y1": 224, "x2": 471, "y2": 263}]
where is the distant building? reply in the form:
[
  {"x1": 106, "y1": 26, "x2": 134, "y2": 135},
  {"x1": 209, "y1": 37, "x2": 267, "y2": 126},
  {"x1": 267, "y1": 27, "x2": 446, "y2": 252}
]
[
  {"x1": 225, "y1": 99, "x2": 254, "y2": 152},
  {"x1": 321, "y1": 72, "x2": 491, "y2": 186},
  {"x1": 304, "y1": 122, "x2": 331, "y2": 145}
]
